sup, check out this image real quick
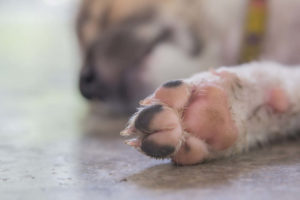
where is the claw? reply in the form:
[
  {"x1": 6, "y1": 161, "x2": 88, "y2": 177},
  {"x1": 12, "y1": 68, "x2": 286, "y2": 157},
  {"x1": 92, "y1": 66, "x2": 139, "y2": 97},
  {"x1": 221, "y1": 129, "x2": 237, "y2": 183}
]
[
  {"x1": 125, "y1": 138, "x2": 141, "y2": 148},
  {"x1": 139, "y1": 96, "x2": 152, "y2": 106},
  {"x1": 120, "y1": 127, "x2": 136, "y2": 136}
]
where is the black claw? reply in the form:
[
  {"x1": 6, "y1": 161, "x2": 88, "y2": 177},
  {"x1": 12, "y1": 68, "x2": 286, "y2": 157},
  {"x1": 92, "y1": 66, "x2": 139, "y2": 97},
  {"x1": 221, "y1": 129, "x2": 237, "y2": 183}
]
[
  {"x1": 141, "y1": 139, "x2": 175, "y2": 158},
  {"x1": 135, "y1": 104, "x2": 163, "y2": 133},
  {"x1": 162, "y1": 80, "x2": 183, "y2": 88}
]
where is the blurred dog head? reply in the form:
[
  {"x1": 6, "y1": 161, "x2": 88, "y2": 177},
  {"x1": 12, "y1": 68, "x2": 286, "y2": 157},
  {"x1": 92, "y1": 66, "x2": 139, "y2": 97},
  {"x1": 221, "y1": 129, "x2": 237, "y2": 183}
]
[{"x1": 76, "y1": 0, "x2": 237, "y2": 114}]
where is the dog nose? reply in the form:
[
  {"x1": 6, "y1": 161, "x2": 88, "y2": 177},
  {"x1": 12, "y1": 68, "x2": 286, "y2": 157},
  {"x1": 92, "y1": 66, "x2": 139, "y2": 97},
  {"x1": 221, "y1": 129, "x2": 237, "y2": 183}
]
[
  {"x1": 79, "y1": 67, "x2": 110, "y2": 100},
  {"x1": 79, "y1": 68, "x2": 96, "y2": 99}
]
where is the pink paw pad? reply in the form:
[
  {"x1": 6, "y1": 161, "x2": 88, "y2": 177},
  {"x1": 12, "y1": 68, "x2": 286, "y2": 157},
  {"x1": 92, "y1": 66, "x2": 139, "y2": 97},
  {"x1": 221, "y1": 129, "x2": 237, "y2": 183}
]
[
  {"x1": 172, "y1": 135, "x2": 209, "y2": 165},
  {"x1": 183, "y1": 85, "x2": 238, "y2": 150},
  {"x1": 140, "y1": 80, "x2": 192, "y2": 110},
  {"x1": 267, "y1": 87, "x2": 290, "y2": 113}
]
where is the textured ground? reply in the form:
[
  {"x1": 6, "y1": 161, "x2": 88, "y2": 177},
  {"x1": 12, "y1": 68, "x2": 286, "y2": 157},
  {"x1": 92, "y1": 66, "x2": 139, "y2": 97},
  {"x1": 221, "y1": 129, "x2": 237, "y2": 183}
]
[{"x1": 0, "y1": 1, "x2": 300, "y2": 200}]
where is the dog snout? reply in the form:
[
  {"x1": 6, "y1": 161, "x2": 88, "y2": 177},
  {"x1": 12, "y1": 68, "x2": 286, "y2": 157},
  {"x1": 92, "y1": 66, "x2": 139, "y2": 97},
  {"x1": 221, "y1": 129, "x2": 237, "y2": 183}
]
[
  {"x1": 79, "y1": 66, "x2": 110, "y2": 100},
  {"x1": 79, "y1": 66, "x2": 134, "y2": 103}
]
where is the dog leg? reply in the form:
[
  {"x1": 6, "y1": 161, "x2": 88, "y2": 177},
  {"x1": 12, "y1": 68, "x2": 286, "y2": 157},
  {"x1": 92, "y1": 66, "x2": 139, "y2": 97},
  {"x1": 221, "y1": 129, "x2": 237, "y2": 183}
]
[{"x1": 121, "y1": 62, "x2": 300, "y2": 165}]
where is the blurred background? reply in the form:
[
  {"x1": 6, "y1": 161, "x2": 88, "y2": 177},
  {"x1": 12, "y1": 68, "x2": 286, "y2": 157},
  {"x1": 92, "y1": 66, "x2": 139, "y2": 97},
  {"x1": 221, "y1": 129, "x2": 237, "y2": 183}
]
[
  {"x1": 0, "y1": 0, "x2": 85, "y2": 147},
  {"x1": 0, "y1": 1, "x2": 93, "y2": 198}
]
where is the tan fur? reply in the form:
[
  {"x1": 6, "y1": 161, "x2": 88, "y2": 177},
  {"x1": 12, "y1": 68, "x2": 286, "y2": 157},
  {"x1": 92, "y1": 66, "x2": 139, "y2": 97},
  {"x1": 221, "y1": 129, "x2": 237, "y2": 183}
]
[
  {"x1": 78, "y1": 0, "x2": 300, "y2": 63},
  {"x1": 109, "y1": 0, "x2": 153, "y2": 23}
]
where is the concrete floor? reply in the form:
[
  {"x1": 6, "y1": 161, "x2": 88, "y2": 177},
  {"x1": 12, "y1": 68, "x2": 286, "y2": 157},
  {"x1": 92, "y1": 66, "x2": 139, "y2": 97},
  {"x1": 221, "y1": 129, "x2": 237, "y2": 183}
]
[{"x1": 1, "y1": 1, "x2": 300, "y2": 200}]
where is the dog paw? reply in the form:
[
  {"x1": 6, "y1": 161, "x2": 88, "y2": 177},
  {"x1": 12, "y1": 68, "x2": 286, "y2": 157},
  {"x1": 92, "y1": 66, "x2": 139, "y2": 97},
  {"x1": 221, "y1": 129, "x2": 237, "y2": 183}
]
[{"x1": 121, "y1": 75, "x2": 239, "y2": 165}]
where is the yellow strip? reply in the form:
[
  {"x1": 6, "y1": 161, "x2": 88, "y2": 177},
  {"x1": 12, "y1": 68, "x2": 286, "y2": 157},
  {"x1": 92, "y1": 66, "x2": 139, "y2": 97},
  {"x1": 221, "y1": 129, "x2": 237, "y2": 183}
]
[{"x1": 239, "y1": 0, "x2": 267, "y2": 63}]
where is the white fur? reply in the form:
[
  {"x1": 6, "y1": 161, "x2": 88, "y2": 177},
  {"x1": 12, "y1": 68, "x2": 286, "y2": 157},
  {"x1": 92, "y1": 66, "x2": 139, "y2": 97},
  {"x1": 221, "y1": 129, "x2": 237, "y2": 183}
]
[{"x1": 187, "y1": 62, "x2": 300, "y2": 158}]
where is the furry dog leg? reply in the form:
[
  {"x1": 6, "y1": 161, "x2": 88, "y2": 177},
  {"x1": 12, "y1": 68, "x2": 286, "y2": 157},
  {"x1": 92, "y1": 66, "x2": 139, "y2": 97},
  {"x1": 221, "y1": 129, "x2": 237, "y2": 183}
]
[{"x1": 121, "y1": 62, "x2": 300, "y2": 165}]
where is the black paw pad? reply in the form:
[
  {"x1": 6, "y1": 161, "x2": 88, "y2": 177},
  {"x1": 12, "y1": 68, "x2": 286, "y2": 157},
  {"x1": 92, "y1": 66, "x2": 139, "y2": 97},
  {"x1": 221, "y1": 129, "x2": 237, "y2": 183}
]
[
  {"x1": 135, "y1": 104, "x2": 163, "y2": 133},
  {"x1": 162, "y1": 80, "x2": 183, "y2": 88},
  {"x1": 141, "y1": 139, "x2": 175, "y2": 158}
]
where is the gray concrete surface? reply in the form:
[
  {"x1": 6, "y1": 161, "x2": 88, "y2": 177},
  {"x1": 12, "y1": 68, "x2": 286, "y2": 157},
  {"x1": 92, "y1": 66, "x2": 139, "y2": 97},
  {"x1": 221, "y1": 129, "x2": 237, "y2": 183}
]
[{"x1": 0, "y1": 1, "x2": 300, "y2": 200}]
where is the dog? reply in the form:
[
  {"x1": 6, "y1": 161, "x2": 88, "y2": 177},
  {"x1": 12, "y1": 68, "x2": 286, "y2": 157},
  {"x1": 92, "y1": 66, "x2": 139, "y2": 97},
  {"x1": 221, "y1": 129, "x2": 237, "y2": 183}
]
[
  {"x1": 76, "y1": 0, "x2": 300, "y2": 164},
  {"x1": 76, "y1": 0, "x2": 300, "y2": 115}
]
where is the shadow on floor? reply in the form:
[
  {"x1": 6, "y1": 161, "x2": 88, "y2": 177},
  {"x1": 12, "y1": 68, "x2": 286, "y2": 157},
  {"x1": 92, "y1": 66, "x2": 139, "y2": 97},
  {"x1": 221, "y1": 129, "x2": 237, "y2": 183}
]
[{"x1": 125, "y1": 139, "x2": 300, "y2": 190}]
